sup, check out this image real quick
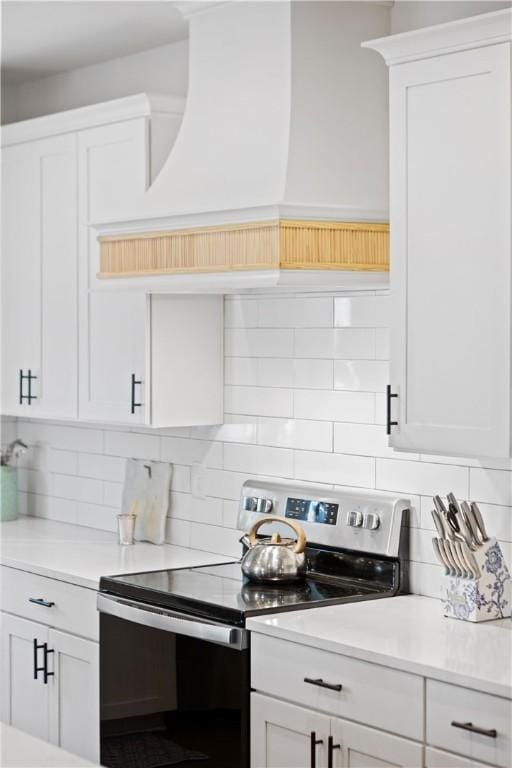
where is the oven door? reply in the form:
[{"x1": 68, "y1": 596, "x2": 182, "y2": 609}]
[{"x1": 98, "y1": 593, "x2": 250, "y2": 768}]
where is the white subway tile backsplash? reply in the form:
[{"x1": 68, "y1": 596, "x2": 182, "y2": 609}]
[
  {"x1": 257, "y1": 417, "x2": 332, "y2": 452},
  {"x1": 334, "y1": 360, "x2": 388, "y2": 392},
  {"x1": 333, "y1": 422, "x2": 395, "y2": 458},
  {"x1": 103, "y1": 481, "x2": 123, "y2": 509},
  {"x1": 258, "y1": 297, "x2": 333, "y2": 328},
  {"x1": 294, "y1": 390, "x2": 374, "y2": 423},
  {"x1": 376, "y1": 459, "x2": 469, "y2": 499},
  {"x1": 160, "y1": 437, "x2": 223, "y2": 468},
  {"x1": 225, "y1": 385, "x2": 293, "y2": 418},
  {"x1": 15, "y1": 291, "x2": 512, "y2": 602},
  {"x1": 224, "y1": 443, "x2": 294, "y2": 478},
  {"x1": 470, "y1": 467, "x2": 512, "y2": 506},
  {"x1": 334, "y1": 295, "x2": 389, "y2": 328},
  {"x1": 295, "y1": 450, "x2": 375, "y2": 489},
  {"x1": 224, "y1": 297, "x2": 259, "y2": 328},
  {"x1": 52, "y1": 473, "x2": 103, "y2": 505},
  {"x1": 78, "y1": 453, "x2": 125, "y2": 482},
  {"x1": 104, "y1": 430, "x2": 160, "y2": 461},
  {"x1": 295, "y1": 329, "x2": 375, "y2": 359},
  {"x1": 225, "y1": 328, "x2": 294, "y2": 357}
]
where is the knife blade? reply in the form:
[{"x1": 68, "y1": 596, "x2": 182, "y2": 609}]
[
  {"x1": 431, "y1": 509, "x2": 446, "y2": 539},
  {"x1": 432, "y1": 537, "x2": 450, "y2": 575},
  {"x1": 460, "y1": 500, "x2": 482, "y2": 547},
  {"x1": 470, "y1": 501, "x2": 489, "y2": 543}
]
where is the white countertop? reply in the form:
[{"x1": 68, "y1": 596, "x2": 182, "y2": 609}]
[
  {"x1": 0, "y1": 517, "x2": 230, "y2": 590},
  {"x1": 0, "y1": 723, "x2": 97, "y2": 767},
  {"x1": 247, "y1": 595, "x2": 512, "y2": 699}
]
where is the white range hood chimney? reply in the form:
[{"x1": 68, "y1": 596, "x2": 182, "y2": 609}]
[{"x1": 97, "y1": 1, "x2": 391, "y2": 287}]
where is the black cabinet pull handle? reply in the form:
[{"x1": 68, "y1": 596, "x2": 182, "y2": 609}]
[
  {"x1": 43, "y1": 644, "x2": 54, "y2": 685},
  {"x1": 386, "y1": 384, "x2": 398, "y2": 435},
  {"x1": 130, "y1": 373, "x2": 142, "y2": 414},
  {"x1": 33, "y1": 638, "x2": 46, "y2": 681},
  {"x1": 19, "y1": 370, "x2": 37, "y2": 404},
  {"x1": 29, "y1": 598, "x2": 55, "y2": 608},
  {"x1": 451, "y1": 721, "x2": 497, "y2": 738},
  {"x1": 27, "y1": 369, "x2": 37, "y2": 404},
  {"x1": 304, "y1": 677, "x2": 342, "y2": 692},
  {"x1": 327, "y1": 735, "x2": 341, "y2": 768},
  {"x1": 310, "y1": 731, "x2": 323, "y2": 768}
]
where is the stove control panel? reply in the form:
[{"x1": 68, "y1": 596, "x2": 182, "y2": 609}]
[
  {"x1": 285, "y1": 497, "x2": 339, "y2": 525},
  {"x1": 239, "y1": 480, "x2": 410, "y2": 558}
]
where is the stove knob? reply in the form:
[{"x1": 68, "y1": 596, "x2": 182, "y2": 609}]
[
  {"x1": 346, "y1": 510, "x2": 363, "y2": 527},
  {"x1": 362, "y1": 512, "x2": 380, "y2": 530},
  {"x1": 257, "y1": 497, "x2": 273, "y2": 514},
  {"x1": 242, "y1": 496, "x2": 259, "y2": 512}
]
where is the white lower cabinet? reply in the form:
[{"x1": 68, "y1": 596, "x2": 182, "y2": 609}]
[
  {"x1": 251, "y1": 693, "x2": 423, "y2": 768},
  {"x1": 1, "y1": 594, "x2": 99, "y2": 762},
  {"x1": 425, "y1": 747, "x2": 489, "y2": 768},
  {"x1": 1, "y1": 614, "x2": 50, "y2": 743},
  {"x1": 48, "y1": 629, "x2": 99, "y2": 762}
]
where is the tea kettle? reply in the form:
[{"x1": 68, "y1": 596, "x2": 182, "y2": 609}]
[{"x1": 240, "y1": 516, "x2": 307, "y2": 583}]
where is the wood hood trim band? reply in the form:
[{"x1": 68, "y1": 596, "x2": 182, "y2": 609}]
[{"x1": 98, "y1": 219, "x2": 389, "y2": 278}]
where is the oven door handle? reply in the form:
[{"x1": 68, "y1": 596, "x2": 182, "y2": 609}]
[{"x1": 97, "y1": 593, "x2": 248, "y2": 650}]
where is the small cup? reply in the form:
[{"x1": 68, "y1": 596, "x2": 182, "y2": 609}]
[{"x1": 117, "y1": 514, "x2": 137, "y2": 546}]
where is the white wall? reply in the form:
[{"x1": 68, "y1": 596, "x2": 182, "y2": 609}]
[
  {"x1": 13, "y1": 291, "x2": 512, "y2": 602},
  {"x1": 391, "y1": 1, "x2": 512, "y2": 33},
  {"x1": 1, "y1": 39, "x2": 188, "y2": 124}
]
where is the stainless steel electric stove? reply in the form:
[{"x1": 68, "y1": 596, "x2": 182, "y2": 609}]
[{"x1": 98, "y1": 480, "x2": 410, "y2": 768}]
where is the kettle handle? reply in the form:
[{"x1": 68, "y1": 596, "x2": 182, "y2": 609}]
[{"x1": 247, "y1": 515, "x2": 307, "y2": 554}]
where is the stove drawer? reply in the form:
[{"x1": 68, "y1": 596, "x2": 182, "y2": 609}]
[
  {"x1": 1, "y1": 565, "x2": 98, "y2": 641},
  {"x1": 251, "y1": 633, "x2": 423, "y2": 740},
  {"x1": 426, "y1": 680, "x2": 511, "y2": 768}
]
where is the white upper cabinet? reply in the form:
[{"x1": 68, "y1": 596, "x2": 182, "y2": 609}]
[
  {"x1": 1, "y1": 134, "x2": 78, "y2": 420},
  {"x1": 1, "y1": 94, "x2": 223, "y2": 428},
  {"x1": 365, "y1": 10, "x2": 512, "y2": 458},
  {"x1": 77, "y1": 118, "x2": 149, "y2": 424}
]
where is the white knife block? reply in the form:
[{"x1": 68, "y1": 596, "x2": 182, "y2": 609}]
[{"x1": 444, "y1": 538, "x2": 511, "y2": 622}]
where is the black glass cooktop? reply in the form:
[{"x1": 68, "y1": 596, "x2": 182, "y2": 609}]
[{"x1": 100, "y1": 554, "x2": 396, "y2": 627}]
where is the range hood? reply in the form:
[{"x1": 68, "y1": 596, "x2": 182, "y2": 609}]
[{"x1": 96, "y1": 1, "x2": 391, "y2": 288}]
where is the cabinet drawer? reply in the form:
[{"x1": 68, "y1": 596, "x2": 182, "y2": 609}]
[
  {"x1": 0, "y1": 566, "x2": 98, "y2": 641},
  {"x1": 251, "y1": 633, "x2": 423, "y2": 740},
  {"x1": 426, "y1": 680, "x2": 511, "y2": 768}
]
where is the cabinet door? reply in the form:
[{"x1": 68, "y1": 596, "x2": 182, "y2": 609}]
[
  {"x1": 48, "y1": 629, "x2": 99, "y2": 763},
  {"x1": 251, "y1": 692, "x2": 329, "y2": 768},
  {"x1": 425, "y1": 747, "x2": 489, "y2": 768},
  {"x1": 79, "y1": 290, "x2": 147, "y2": 423},
  {"x1": 331, "y1": 718, "x2": 423, "y2": 768},
  {"x1": 1, "y1": 134, "x2": 77, "y2": 419},
  {"x1": 78, "y1": 118, "x2": 148, "y2": 424},
  {"x1": 389, "y1": 43, "x2": 511, "y2": 457},
  {"x1": 0, "y1": 613, "x2": 49, "y2": 742}
]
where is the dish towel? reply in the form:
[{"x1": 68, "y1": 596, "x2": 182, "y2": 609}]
[{"x1": 121, "y1": 459, "x2": 172, "y2": 545}]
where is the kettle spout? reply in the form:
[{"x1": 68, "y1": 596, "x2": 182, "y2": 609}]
[{"x1": 240, "y1": 534, "x2": 251, "y2": 550}]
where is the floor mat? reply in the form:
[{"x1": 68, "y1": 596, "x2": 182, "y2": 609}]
[{"x1": 102, "y1": 730, "x2": 208, "y2": 768}]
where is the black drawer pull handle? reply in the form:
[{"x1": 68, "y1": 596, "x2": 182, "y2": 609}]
[
  {"x1": 451, "y1": 721, "x2": 497, "y2": 738},
  {"x1": 386, "y1": 384, "x2": 398, "y2": 435},
  {"x1": 29, "y1": 598, "x2": 55, "y2": 608},
  {"x1": 304, "y1": 677, "x2": 342, "y2": 692},
  {"x1": 327, "y1": 736, "x2": 341, "y2": 768},
  {"x1": 310, "y1": 731, "x2": 323, "y2": 768}
]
